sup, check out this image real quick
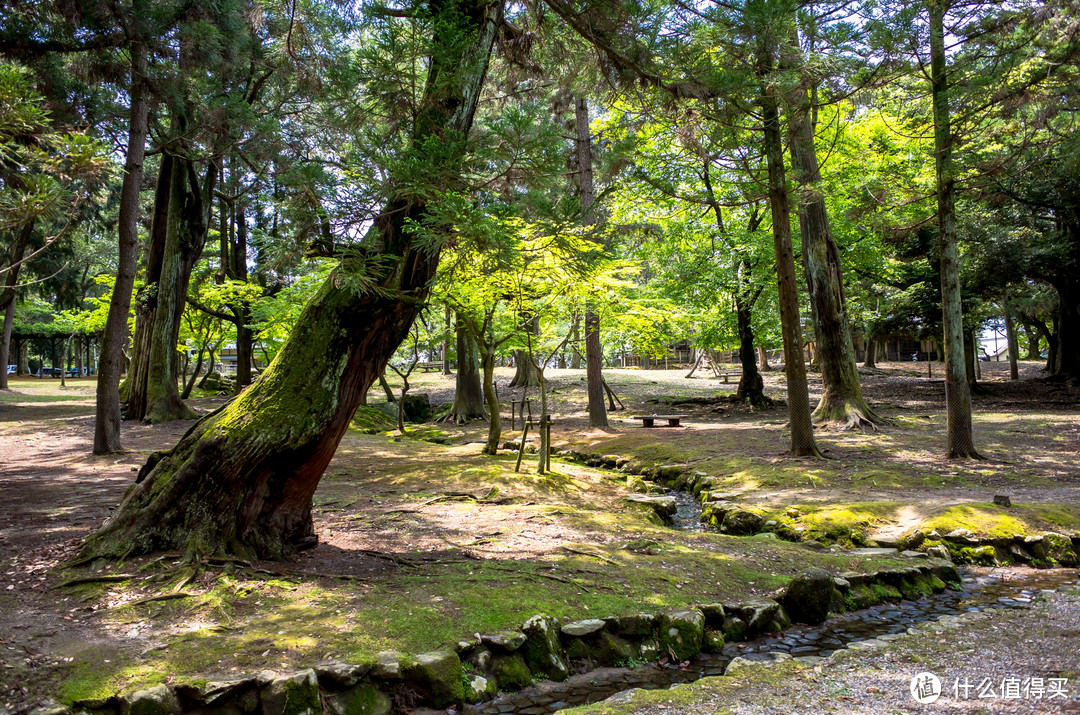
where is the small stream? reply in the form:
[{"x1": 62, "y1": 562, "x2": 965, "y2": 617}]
[{"x1": 464, "y1": 569, "x2": 1078, "y2": 714}]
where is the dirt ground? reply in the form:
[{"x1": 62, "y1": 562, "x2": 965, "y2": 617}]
[{"x1": 0, "y1": 360, "x2": 1077, "y2": 710}]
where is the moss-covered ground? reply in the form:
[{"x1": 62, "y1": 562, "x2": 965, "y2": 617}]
[{"x1": 0, "y1": 360, "x2": 1076, "y2": 709}]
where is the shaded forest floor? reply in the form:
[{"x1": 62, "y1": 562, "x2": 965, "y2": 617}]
[{"x1": 0, "y1": 360, "x2": 1077, "y2": 710}]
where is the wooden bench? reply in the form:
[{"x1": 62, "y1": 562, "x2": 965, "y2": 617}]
[
  {"x1": 416, "y1": 362, "x2": 443, "y2": 372},
  {"x1": 635, "y1": 414, "x2": 687, "y2": 428},
  {"x1": 716, "y1": 371, "x2": 742, "y2": 383}
]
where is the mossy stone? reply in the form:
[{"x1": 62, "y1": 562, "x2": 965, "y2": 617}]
[
  {"x1": 402, "y1": 649, "x2": 462, "y2": 708},
  {"x1": 780, "y1": 568, "x2": 837, "y2": 625},
  {"x1": 122, "y1": 685, "x2": 180, "y2": 715},
  {"x1": 1043, "y1": 533, "x2": 1078, "y2": 566},
  {"x1": 721, "y1": 615, "x2": 747, "y2": 642},
  {"x1": 490, "y1": 654, "x2": 531, "y2": 691},
  {"x1": 721, "y1": 508, "x2": 764, "y2": 536},
  {"x1": 658, "y1": 609, "x2": 704, "y2": 661},
  {"x1": 351, "y1": 406, "x2": 396, "y2": 434},
  {"x1": 323, "y1": 685, "x2": 390, "y2": 715},
  {"x1": 844, "y1": 584, "x2": 878, "y2": 610},
  {"x1": 869, "y1": 583, "x2": 903, "y2": 602},
  {"x1": 702, "y1": 629, "x2": 725, "y2": 653},
  {"x1": 462, "y1": 675, "x2": 496, "y2": 704},
  {"x1": 520, "y1": 615, "x2": 568, "y2": 681},
  {"x1": 959, "y1": 545, "x2": 998, "y2": 565},
  {"x1": 262, "y1": 670, "x2": 320, "y2": 715}
]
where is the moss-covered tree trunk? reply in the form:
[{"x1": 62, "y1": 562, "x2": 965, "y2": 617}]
[
  {"x1": 788, "y1": 89, "x2": 881, "y2": 430},
  {"x1": 80, "y1": 0, "x2": 502, "y2": 560},
  {"x1": 126, "y1": 152, "x2": 214, "y2": 423},
  {"x1": 929, "y1": 0, "x2": 979, "y2": 458}
]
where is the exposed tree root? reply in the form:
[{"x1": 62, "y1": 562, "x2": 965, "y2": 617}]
[
  {"x1": 812, "y1": 397, "x2": 890, "y2": 432},
  {"x1": 54, "y1": 573, "x2": 135, "y2": 589}
]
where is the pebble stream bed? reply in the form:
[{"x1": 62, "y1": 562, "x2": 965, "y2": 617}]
[{"x1": 461, "y1": 491, "x2": 1078, "y2": 714}]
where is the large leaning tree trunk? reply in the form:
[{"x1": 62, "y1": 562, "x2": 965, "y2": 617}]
[
  {"x1": 575, "y1": 96, "x2": 608, "y2": 428},
  {"x1": 79, "y1": 0, "x2": 502, "y2": 560},
  {"x1": 929, "y1": 0, "x2": 978, "y2": 458},
  {"x1": 94, "y1": 39, "x2": 149, "y2": 453},
  {"x1": 757, "y1": 34, "x2": 822, "y2": 458},
  {"x1": 788, "y1": 88, "x2": 881, "y2": 430}
]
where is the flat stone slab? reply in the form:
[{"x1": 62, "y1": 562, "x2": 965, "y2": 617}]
[
  {"x1": 900, "y1": 550, "x2": 929, "y2": 559},
  {"x1": 849, "y1": 548, "x2": 899, "y2": 556},
  {"x1": 560, "y1": 619, "x2": 606, "y2": 637}
]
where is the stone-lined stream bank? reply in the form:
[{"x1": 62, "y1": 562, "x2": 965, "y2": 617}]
[{"x1": 458, "y1": 568, "x2": 1077, "y2": 715}]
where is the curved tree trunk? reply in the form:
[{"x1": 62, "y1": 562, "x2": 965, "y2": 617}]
[
  {"x1": 929, "y1": 0, "x2": 979, "y2": 458},
  {"x1": 788, "y1": 82, "x2": 881, "y2": 430},
  {"x1": 448, "y1": 316, "x2": 487, "y2": 423},
  {"x1": 94, "y1": 40, "x2": 148, "y2": 453},
  {"x1": 79, "y1": 0, "x2": 501, "y2": 560},
  {"x1": 481, "y1": 345, "x2": 501, "y2": 455},
  {"x1": 735, "y1": 293, "x2": 769, "y2": 407},
  {"x1": 757, "y1": 36, "x2": 821, "y2": 458}
]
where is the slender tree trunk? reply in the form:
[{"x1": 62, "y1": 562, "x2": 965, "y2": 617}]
[
  {"x1": 1003, "y1": 299, "x2": 1019, "y2": 380},
  {"x1": 788, "y1": 84, "x2": 880, "y2": 429},
  {"x1": 449, "y1": 315, "x2": 487, "y2": 423},
  {"x1": 575, "y1": 96, "x2": 608, "y2": 428},
  {"x1": 863, "y1": 339, "x2": 877, "y2": 368},
  {"x1": 757, "y1": 36, "x2": 822, "y2": 457},
  {"x1": 94, "y1": 39, "x2": 148, "y2": 454},
  {"x1": 18, "y1": 340, "x2": 28, "y2": 375},
  {"x1": 757, "y1": 345, "x2": 772, "y2": 371},
  {"x1": 929, "y1": 0, "x2": 978, "y2": 458},
  {"x1": 0, "y1": 299, "x2": 15, "y2": 390},
  {"x1": 0, "y1": 224, "x2": 31, "y2": 390},
  {"x1": 79, "y1": 0, "x2": 502, "y2": 560},
  {"x1": 481, "y1": 344, "x2": 501, "y2": 455},
  {"x1": 1022, "y1": 323, "x2": 1040, "y2": 360},
  {"x1": 570, "y1": 313, "x2": 582, "y2": 369},
  {"x1": 198, "y1": 349, "x2": 217, "y2": 389},
  {"x1": 442, "y1": 304, "x2": 452, "y2": 375},
  {"x1": 182, "y1": 346, "x2": 205, "y2": 399}
]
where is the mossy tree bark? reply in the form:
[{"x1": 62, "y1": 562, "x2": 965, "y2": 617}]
[
  {"x1": 125, "y1": 151, "x2": 215, "y2": 423},
  {"x1": 788, "y1": 87, "x2": 882, "y2": 430},
  {"x1": 80, "y1": 0, "x2": 502, "y2": 560},
  {"x1": 757, "y1": 35, "x2": 822, "y2": 457},
  {"x1": 929, "y1": 0, "x2": 979, "y2": 458}
]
